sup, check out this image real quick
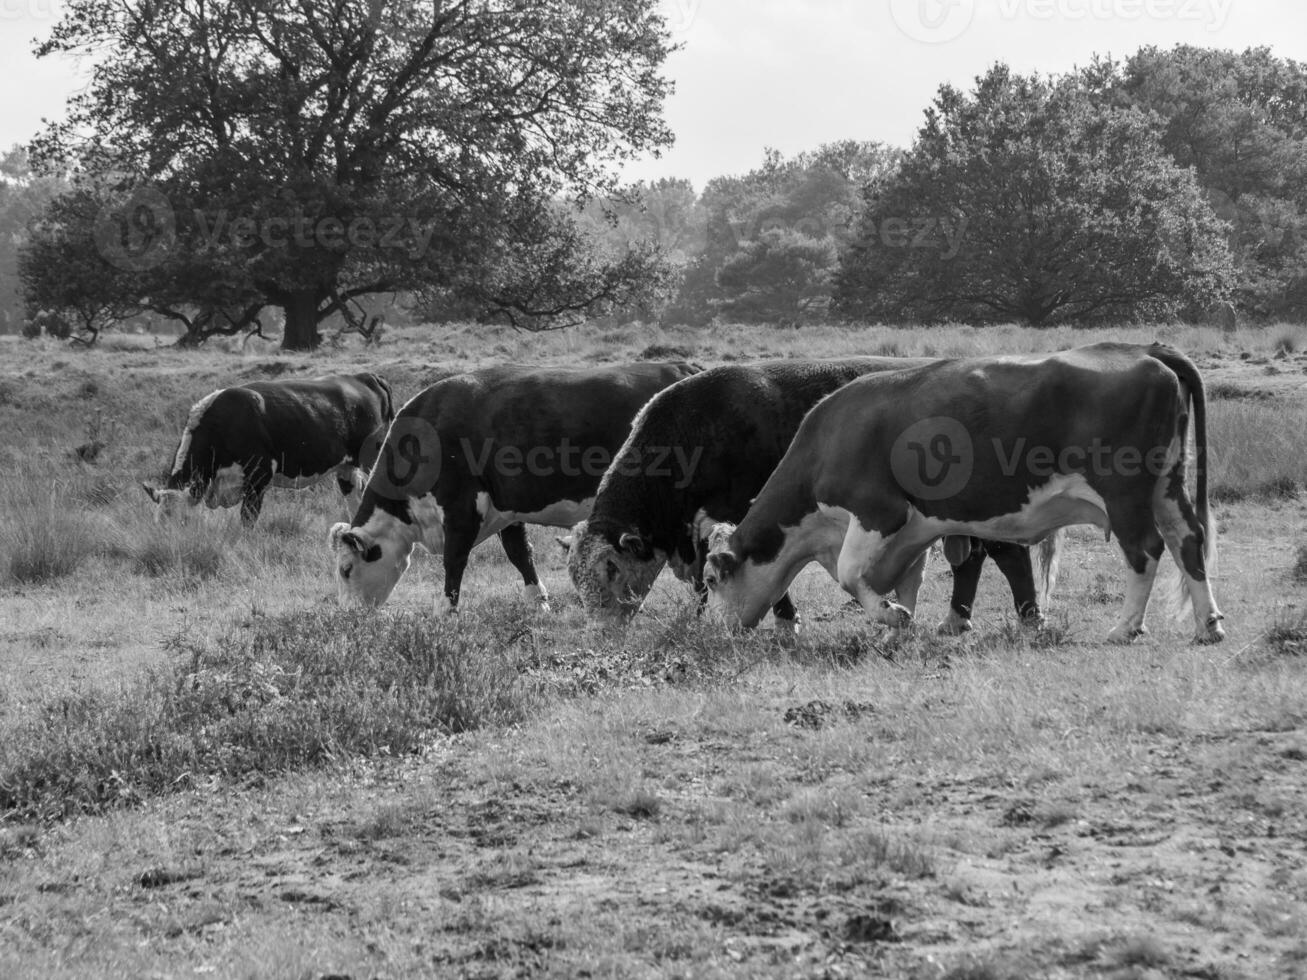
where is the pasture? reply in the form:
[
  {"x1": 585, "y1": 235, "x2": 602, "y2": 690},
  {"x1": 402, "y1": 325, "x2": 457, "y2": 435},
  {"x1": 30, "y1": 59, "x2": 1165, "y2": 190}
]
[{"x1": 2, "y1": 321, "x2": 1307, "y2": 979}]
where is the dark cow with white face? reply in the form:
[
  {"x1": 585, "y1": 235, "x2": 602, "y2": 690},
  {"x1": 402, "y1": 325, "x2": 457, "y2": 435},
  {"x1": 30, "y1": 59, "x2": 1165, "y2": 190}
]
[
  {"x1": 144, "y1": 373, "x2": 394, "y2": 525},
  {"x1": 704, "y1": 344, "x2": 1224, "y2": 645},
  {"x1": 330, "y1": 362, "x2": 700, "y2": 613},
  {"x1": 567, "y1": 359, "x2": 1053, "y2": 634}
]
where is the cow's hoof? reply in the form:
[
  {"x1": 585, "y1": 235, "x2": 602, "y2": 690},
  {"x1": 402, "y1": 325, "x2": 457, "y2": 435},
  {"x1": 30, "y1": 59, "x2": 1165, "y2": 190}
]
[
  {"x1": 1195, "y1": 615, "x2": 1226, "y2": 645},
  {"x1": 880, "y1": 601, "x2": 912, "y2": 629},
  {"x1": 1021, "y1": 611, "x2": 1047, "y2": 630},
  {"x1": 774, "y1": 615, "x2": 801, "y2": 646},
  {"x1": 1105, "y1": 624, "x2": 1145, "y2": 645},
  {"x1": 936, "y1": 611, "x2": 973, "y2": 636}
]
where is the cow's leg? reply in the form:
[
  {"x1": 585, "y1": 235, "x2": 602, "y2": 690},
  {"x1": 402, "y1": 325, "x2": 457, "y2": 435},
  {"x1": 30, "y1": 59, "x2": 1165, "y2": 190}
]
[
  {"x1": 499, "y1": 522, "x2": 549, "y2": 611},
  {"x1": 440, "y1": 504, "x2": 482, "y2": 615},
  {"x1": 336, "y1": 467, "x2": 362, "y2": 519},
  {"x1": 986, "y1": 540, "x2": 1044, "y2": 627},
  {"x1": 836, "y1": 518, "x2": 915, "y2": 628},
  {"x1": 892, "y1": 549, "x2": 929, "y2": 616},
  {"x1": 1105, "y1": 501, "x2": 1166, "y2": 645},
  {"x1": 239, "y1": 465, "x2": 272, "y2": 526},
  {"x1": 1154, "y1": 471, "x2": 1225, "y2": 644},
  {"x1": 771, "y1": 592, "x2": 800, "y2": 641},
  {"x1": 940, "y1": 541, "x2": 986, "y2": 635}
]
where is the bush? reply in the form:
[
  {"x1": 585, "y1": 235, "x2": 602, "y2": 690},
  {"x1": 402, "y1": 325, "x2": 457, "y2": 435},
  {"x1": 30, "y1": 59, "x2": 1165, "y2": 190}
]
[{"x1": 0, "y1": 609, "x2": 543, "y2": 823}]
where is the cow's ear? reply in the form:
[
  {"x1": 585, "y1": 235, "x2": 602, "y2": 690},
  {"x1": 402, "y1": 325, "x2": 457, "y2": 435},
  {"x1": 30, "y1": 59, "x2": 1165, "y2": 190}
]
[
  {"x1": 328, "y1": 522, "x2": 351, "y2": 549},
  {"x1": 331, "y1": 524, "x2": 383, "y2": 563},
  {"x1": 142, "y1": 482, "x2": 161, "y2": 503},
  {"x1": 618, "y1": 531, "x2": 652, "y2": 561}
]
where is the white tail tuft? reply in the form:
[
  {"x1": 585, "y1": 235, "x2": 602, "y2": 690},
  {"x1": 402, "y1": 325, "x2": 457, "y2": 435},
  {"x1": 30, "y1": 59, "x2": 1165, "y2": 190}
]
[{"x1": 1033, "y1": 529, "x2": 1064, "y2": 608}]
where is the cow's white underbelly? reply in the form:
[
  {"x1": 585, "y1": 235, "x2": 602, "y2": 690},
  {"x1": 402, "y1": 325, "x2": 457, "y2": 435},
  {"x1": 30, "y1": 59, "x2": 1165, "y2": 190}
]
[
  {"x1": 477, "y1": 492, "x2": 596, "y2": 541},
  {"x1": 915, "y1": 473, "x2": 1111, "y2": 543}
]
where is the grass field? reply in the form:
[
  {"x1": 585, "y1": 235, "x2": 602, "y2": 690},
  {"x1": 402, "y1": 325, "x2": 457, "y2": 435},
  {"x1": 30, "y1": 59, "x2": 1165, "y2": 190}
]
[{"x1": 1, "y1": 321, "x2": 1306, "y2": 979}]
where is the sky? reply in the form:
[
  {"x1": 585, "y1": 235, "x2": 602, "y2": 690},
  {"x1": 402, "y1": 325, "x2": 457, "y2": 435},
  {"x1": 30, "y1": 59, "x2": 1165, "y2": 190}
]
[{"x1": 4, "y1": 0, "x2": 1307, "y2": 189}]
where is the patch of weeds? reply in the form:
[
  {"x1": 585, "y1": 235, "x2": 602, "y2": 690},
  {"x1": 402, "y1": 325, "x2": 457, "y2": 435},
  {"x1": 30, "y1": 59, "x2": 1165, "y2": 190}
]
[
  {"x1": 1294, "y1": 544, "x2": 1307, "y2": 583},
  {"x1": 3, "y1": 511, "x2": 101, "y2": 585},
  {"x1": 1085, "y1": 572, "x2": 1122, "y2": 605},
  {"x1": 612, "y1": 787, "x2": 663, "y2": 820},
  {"x1": 1272, "y1": 330, "x2": 1298, "y2": 356},
  {"x1": 1267, "y1": 609, "x2": 1307, "y2": 657},
  {"x1": 1208, "y1": 382, "x2": 1276, "y2": 401},
  {"x1": 258, "y1": 512, "x2": 306, "y2": 539},
  {"x1": 941, "y1": 959, "x2": 1032, "y2": 980},
  {"x1": 974, "y1": 612, "x2": 1074, "y2": 653},
  {"x1": 1105, "y1": 934, "x2": 1171, "y2": 969},
  {"x1": 0, "y1": 609, "x2": 543, "y2": 823},
  {"x1": 129, "y1": 532, "x2": 227, "y2": 581},
  {"x1": 783, "y1": 699, "x2": 875, "y2": 729}
]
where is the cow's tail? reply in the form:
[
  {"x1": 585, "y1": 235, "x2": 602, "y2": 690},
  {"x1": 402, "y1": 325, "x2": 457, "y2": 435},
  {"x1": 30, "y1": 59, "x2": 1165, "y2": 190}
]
[
  {"x1": 1032, "y1": 528, "x2": 1064, "y2": 609},
  {"x1": 1147, "y1": 344, "x2": 1216, "y2": 616}
]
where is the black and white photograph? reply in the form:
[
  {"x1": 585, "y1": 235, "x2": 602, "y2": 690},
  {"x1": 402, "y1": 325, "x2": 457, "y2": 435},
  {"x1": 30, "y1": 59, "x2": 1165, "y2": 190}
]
[{"x1": 2, "y1": 0, "x2": 1306, "y2": 975}]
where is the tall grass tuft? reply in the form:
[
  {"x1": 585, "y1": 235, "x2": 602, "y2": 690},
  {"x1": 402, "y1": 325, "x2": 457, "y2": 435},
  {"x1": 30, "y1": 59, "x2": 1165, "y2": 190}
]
[
  {"x1": 0, "y1": 609, "x2": 543, "y2": 823},
  {"x1": 1, "y1": 481, "x2": 105, "y2": 585},
  {"x1": 1207, "y1": 401, "x2": 1307, "y2": 502}
]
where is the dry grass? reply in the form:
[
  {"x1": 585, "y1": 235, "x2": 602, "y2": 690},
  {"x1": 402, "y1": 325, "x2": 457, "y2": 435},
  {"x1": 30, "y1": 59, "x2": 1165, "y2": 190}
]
[{"x1": 2, "y1": 321, "x2": 1307, "y2": 978}]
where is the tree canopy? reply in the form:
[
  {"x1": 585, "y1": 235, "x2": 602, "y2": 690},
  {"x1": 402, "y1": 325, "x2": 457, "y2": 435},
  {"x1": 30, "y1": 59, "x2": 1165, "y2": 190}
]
[
  {"x1": 24, "y1": 0, "x2": 677, "y2": 348},
  {"x1": 834, "y1": 64, "x2": 1234, "y2": 326}
]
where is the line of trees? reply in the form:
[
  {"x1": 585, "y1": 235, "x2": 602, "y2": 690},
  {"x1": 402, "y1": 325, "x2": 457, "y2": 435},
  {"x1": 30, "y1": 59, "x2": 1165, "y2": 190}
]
[{"x1": 5, "y1": 31, "x2": 1306, "y2": 343}]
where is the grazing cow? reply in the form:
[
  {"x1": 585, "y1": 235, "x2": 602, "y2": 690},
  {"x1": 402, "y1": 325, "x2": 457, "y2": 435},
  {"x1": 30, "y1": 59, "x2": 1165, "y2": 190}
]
[
  {"x1": 143, "y1": 373, "x2": 394, "y2": 525},
  {"x1": 329, "y1": 362, "x2": 701, "y2": 612},
  {"x1": 567, "y1": 359, "x2": 1052, "y2": 633},
  {"x1": 703, "y1": 343, "x2": 1224, "y2": 645}
]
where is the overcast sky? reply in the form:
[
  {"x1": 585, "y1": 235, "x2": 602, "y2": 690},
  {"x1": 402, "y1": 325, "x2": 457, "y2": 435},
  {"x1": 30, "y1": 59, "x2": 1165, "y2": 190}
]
[{"x1": 4, "y1": 0, "x2": 1307, "y2": 189}]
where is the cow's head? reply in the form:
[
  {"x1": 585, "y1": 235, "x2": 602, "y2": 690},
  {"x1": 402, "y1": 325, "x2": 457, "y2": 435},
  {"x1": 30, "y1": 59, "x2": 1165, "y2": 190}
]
[
  {"x1": 329, "y1": 521, "x2": 412, "y2": 607},
  {"x1": 141, "y1": 482, "x2": 193, "y2": 523},
  {"x1": 702, "y1": 522, "x2": 755, "y2": 628},
  {"x1": 565, "y1": 520, "x2": 665, "y2": 624}
]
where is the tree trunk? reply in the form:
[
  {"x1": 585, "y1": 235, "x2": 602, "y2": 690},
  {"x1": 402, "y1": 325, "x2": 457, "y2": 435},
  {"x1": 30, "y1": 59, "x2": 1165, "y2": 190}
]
[{"x1": 281, "y1": 291, "x2": 323, "y2": 351}]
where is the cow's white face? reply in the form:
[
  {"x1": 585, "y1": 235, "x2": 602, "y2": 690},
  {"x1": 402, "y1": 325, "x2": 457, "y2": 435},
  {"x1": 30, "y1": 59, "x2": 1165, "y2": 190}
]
[
  {"x1": 566, "y1": 520, "x2": 664, "y2": 624},
  {"x1": 142, "y1": 483, "x2": 193, "y2": 523},
  {"x1": 204, "y1": 464, "x2": 245, "y2": 509},
  {"x1": 702, "y1": 522, "x2": 766, "y2": 629},
  {"x1": 329, "y1": 521, "x2": 414, "y2": 607}
]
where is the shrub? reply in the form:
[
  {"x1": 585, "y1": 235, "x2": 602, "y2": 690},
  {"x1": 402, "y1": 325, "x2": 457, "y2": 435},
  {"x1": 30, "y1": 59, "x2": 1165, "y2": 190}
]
[{"x1": 0, "y1": 609, "x2": 543, "y2": 823}]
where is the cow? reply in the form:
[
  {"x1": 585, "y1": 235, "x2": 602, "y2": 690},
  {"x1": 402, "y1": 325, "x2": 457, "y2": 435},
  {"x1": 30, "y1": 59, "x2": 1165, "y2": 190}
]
[
  {"x1": 329, "y1": 362, "x2": 701, "y2": 613},
  {"x1": 703, "y1": 343, "x2": 1224, "y2": 646},
  {"x1": 143, "y1": 373, "x2": 394, "y2": 526},
  {"x1": 566, "y1": 358, "x2": 1054, "y2": 634}
]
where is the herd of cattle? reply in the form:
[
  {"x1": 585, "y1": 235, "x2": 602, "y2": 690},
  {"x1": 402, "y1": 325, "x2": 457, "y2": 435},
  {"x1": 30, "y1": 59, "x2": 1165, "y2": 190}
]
[{"x1": 143, "y1": 343, "x2": 1226, "y2": 645}]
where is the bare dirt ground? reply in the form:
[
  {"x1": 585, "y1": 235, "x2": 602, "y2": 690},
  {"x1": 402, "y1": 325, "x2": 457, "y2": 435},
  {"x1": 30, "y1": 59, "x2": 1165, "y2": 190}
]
[{"x1": 2, "y1": 323, "x2": 1306, "y2": 978}]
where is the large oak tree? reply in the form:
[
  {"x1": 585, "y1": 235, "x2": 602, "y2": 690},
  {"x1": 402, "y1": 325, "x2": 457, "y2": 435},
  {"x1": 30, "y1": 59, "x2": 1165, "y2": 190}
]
[{"x1": 26, "y1": 0, "x2": 676, "y2": 348}]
